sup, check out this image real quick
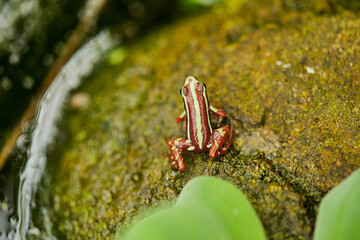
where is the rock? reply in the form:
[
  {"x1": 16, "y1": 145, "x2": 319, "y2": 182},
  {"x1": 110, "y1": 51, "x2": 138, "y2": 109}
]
[{"x1": 44, "y1": 1, "x2": 360, "y2": 239}]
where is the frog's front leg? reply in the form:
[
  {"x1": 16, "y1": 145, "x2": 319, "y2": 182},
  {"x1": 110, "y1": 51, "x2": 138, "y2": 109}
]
[
  {"x1": 175, "y1": 111, "x2": 186, "y2": 123},
  {"x1": 167, "y1": 138, "x2": 193, "y2": 171},
  {"x1": 208, "y1": 124, "x2": 233, "y2": 158},
  {"x1": 210, "y1": 105, "x2": 226, "y2": 127}
]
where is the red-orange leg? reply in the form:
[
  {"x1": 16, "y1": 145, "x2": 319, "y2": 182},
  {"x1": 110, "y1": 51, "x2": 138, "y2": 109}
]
[
  {"x1": 210, "y1": 105, "x2": 226, "y2": 127},
  {"x1": 167, "y1": 138, "x2": 192, "y2": 171},
  {"x1": 208, "y1": 124, "x2": 233, "y2": 158}
]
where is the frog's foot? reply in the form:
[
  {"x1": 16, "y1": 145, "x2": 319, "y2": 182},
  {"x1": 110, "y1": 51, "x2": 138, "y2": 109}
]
[
  {"x1": 167, "y1": 138, "x2": 192, "y2": 171},
  {"x1": 208, "y1": 124, "x2": 233, "y2": 158}
]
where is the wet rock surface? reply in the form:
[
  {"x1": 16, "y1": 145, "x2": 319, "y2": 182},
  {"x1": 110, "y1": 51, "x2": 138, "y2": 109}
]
[{"x1": 44, "y1": 1, "x2": 360, "y2": 239}]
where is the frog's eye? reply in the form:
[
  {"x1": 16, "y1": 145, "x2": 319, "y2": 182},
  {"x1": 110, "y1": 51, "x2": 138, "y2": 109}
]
[
  {"x1": 203, "y1": 83, "x2": 207, "y2": 90},
  {"x1": 196, "y1": 83, "x2": 203, "y2": 92},
  {"x1": 182, "y1": 86, "x2": 189, "y2": 96},
  {"x1": 179, "y1": 88, "x2": 182, "y2": 95}
]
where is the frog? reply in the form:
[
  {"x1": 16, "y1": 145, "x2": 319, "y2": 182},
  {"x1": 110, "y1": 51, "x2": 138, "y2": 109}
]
[{"x1": 167, "y1": 76, "x2": 233, "y2": 171}]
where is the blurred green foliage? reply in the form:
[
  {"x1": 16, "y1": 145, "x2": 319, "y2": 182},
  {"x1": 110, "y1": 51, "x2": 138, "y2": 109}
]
[
  {"x1": 314, "y1": 168, "x2": 360, "y2": 240},
  {"x1": 118, "y1": 176, "x2": 266, "y2": 240},
  {"x1": 118, "y1": 168, "x2": 360, "y2": 240}
]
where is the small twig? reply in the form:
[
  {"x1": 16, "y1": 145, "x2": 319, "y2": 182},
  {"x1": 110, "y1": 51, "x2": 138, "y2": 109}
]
[{"x1": 0, "y1": 0, "x2": 109, "y2": 170}]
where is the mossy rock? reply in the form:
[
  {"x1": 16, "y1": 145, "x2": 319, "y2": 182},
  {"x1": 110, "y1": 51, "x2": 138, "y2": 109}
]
[{"x1": 43, "y1": 1, "x2": 360, "y2": 239}]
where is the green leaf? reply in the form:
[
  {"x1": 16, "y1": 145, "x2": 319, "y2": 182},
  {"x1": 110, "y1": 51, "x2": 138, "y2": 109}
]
[
  {"x1": 176, "y1": 176, "x2": 266, "y2": 240},
  {"x1": 314, "y1": 168, "x2": 360, "y2": 240},
  {"x1": 122, "y1": 205, "x2": 230, "y2": 240},
  {"x1": 184, "y1": 0, "x2": 222, "y2": 6},
  {"x1": 119, "y1": 176, "x2": 266, "y2": 240}
]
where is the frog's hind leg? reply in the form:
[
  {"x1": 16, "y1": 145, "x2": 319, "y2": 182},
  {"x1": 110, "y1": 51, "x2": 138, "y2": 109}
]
[
  {"x1": 208, "y1": 124, "x2": 233, "y2": 158},
  {"x1": 167, "y1": 138, "x2": 192, "y2": 171}
]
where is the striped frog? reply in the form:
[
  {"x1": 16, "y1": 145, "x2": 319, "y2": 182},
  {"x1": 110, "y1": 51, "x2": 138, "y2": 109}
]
[{"x1": 167, "y1": 76, "x2": 233, "y2": 171}]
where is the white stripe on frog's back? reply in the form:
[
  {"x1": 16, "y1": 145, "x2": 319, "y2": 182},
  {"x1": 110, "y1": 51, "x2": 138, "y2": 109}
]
[
  {"x1": 182, "y1": 86, "x2": 191, "y2": 141},
  {"x1": 203, "y1": 83, "x2": 212, "y2": 134},
  {"x1": 189, "y1": 78, "x2": 204, "y2": 148}
]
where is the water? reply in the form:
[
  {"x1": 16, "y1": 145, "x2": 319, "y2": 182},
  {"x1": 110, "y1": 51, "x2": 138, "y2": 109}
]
[
  {"x1": 0, "y1": 1, "x2": 204, "y2": 238},
  {"x1": 0, "y1": 30, "x2": 116, "y2": 240},
  {"x1": 0, "y1": 0, "x2": 42, "y2": 60}
]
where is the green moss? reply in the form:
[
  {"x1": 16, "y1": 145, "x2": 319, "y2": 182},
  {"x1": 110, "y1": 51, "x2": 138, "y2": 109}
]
[{"x1": 44, "y1": 1, "x2": 360, "y2": 239}]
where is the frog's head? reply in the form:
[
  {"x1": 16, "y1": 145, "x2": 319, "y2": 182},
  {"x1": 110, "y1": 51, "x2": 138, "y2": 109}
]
[{"x1": 180, "y1": 76, "x2": 207, "y2": 100}]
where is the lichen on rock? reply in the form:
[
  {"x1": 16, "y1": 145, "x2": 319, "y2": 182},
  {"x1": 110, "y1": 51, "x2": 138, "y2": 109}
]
[{"x1": 43, "y1": 1, "x2": 360, "y2": 239}]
